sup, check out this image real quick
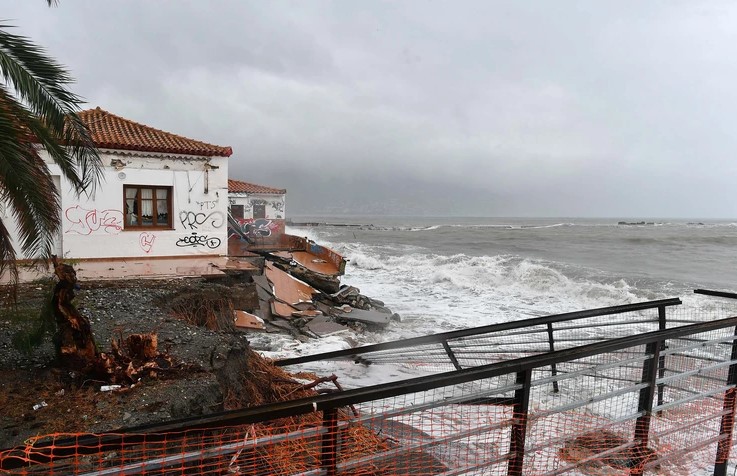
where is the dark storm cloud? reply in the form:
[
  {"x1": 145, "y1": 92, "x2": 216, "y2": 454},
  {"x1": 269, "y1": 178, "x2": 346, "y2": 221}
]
[{"x1": 7, "y1": 1, "x2": 737, "y2": 217}]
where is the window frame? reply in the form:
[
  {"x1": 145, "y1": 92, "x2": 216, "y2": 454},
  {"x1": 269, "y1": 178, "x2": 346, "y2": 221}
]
[
  {"x1": 253, "y1": 202, "x2": 266, "y2": 219},
  {"x1": 123, "y1": 185, "x2": 174, "y2": 230},
  {"x1": 231, "y1": 204, "x2": 245, "y2": 220}
]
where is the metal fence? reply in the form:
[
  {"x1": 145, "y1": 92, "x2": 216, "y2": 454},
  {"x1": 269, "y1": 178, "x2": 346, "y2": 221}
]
[
  {"x1": 277, "y1": 298, "x2": 687, "y2": 372},
  {"x1": 3, "y1": 297, "x2": 737, "y2": 475}
]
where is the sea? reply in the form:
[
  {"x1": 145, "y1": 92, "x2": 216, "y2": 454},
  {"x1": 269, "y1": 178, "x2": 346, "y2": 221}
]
[
  {"x1": 254, "y1": 216, "x2": 737, "y2": 474},
  {"x1": 258, "y1": 215, "x2": 737, "y2": 361}
]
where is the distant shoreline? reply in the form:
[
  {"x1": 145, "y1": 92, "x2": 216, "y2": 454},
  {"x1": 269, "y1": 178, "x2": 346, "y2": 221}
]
[
  {"x1": 287, "y1": 219, "x2": 710, "y2": 228},
  {"x1": 286, "y1": 220, "x2": 371, "y2": 228}
]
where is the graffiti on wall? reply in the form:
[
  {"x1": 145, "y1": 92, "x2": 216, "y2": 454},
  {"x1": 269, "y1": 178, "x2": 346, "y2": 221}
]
[
  {"x1": 236, "y1": 218, "x2": 283, "y2": 239},
  {"x1": 195, "y1": 199, "x2": 219, "y2": 211},
  {"x1": 179, "y1": 211, "x2": 225, "y2": 230},
  {"x1": 176, "y1": 232, "x2": 222, "y2": 249},
  {"x1": 270, "y1": 200, "x2": 284, "y2": 213},
  {"x1": 139, "y1": 232, "x2": 156, "y2": 254},
  {"x1": 65, "y1": 206, "x2": 123, "y2": 235}
]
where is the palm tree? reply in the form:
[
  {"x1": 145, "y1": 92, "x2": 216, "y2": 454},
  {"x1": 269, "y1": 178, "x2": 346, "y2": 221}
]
[{"x1": 0, "y1": 1, "x2": 102, "y2": 290}]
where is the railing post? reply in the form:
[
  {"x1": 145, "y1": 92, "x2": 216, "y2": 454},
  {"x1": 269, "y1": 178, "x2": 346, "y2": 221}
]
[
  {"x1": 546, "y1": 322, "x2": 559, "y2": 393},
  {"x1": 657, "y1": 305, "x2": 667, "y2": 411},
  {"x1": 630, "y1": 340, "x2": 662, "y2": 476},
  {"x1": 713, "y1": 325, "x2": 737, "y2": 476},
  {"x1": 321, "y1": 407, "x2": 339, "y2": 476},
  {"x1": 508, "y1": 369, "x2": 532, "y2": 476},
  {"x1": 441, "y1": 339, "x2": 462, "y2": 370}
]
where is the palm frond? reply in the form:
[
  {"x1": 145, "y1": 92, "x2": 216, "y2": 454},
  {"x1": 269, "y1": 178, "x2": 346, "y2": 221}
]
[
  {"x1": 0, "y1": 91, "x2": 59, "y2": 259},
  {"x1": 0, "y1": 13, "x2": 102, "y2": 294},
  {"x1": 0, "y1": 23, "x2": 75, "y2": 134},
  {"x1": 0, "y1": 23, "x2": 102, "y2": 192}
]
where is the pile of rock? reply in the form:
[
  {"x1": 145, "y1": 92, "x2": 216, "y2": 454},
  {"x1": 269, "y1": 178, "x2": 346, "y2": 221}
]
[{"x1": 240, "y1": 260, "x2": 398, "y2": 340}]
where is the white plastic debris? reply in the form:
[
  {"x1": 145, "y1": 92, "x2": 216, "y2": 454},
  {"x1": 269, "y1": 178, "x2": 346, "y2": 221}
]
[
  {"x1": 100, "y1": 385, "x2": 122, "y2": 392},
  {"x1": 32, "y1": 401, "x2": 48, "y2": 411}
]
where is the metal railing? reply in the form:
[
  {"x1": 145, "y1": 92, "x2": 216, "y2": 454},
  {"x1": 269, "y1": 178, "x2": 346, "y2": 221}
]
[
  {"x1": 3, "y1": 306, "x2": 737, "y2": 475},
  {"x1": 277, "y1": 298, "x2": 684, "y2": 371},
  {"x1": 0, "y1": 300, "x2": 737, "y2": 476}
]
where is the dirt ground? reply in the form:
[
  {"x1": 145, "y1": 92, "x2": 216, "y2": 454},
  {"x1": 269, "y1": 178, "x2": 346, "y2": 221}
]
[{"x1": 0, "y1": 277, "x2": 257, "y2": 449}]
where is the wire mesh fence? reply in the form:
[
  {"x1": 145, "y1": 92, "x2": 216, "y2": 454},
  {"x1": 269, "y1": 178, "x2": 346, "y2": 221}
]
[{"x1": 3, "y1": 298, "x2": 737, "y2": 475}]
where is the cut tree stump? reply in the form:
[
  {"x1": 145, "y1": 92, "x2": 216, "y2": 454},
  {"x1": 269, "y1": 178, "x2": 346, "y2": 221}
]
[{"x1": 51, "y1": 255, "x2": 99, "y2": 371}]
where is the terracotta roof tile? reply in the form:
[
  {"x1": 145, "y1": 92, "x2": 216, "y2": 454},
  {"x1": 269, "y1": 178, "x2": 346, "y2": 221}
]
[
  {"x1": 228, "y1": 179, "x2": 286, "y2": 195},
  {"x1": 77, "y1": 107, "x2": 232, "y2": 157}
]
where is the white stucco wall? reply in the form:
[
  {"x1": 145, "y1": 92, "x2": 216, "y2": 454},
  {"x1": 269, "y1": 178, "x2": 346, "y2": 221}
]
[{"x1": 3, "y1": 149, "x2": 230, "y2": 259}]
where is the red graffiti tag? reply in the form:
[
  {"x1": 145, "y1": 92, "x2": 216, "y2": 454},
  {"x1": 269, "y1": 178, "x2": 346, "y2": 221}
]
[
  {"x1": 139, "y1": 232, "x2": 156, "y2": 253},
  {"x1": 65, "y1": 206, "x2": 123, "y2": 235}
]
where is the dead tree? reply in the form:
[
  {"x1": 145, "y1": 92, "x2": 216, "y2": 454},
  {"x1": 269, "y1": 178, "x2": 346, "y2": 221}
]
[
  {"x1": 49, "y1": 257, "x2": 189, "y2": 384},
  {"x1": 51, "y1": 255, "x2": 99, "y2": 371}
]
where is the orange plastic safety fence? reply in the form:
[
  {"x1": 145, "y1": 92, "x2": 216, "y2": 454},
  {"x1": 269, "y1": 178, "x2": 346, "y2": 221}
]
[
  {"x1": 0, "y1": 394, "x2": 734, "y2": 475},
  {"x1": 4, "y1": 313, "x2": 737, "y2": 475},
  {"x1": 0, "y1": 411, "x2": 395, "y2": 475}
]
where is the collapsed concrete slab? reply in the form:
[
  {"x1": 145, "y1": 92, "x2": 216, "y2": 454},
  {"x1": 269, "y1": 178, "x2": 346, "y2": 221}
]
[
  {"x1": 335, "y1": 307, "x2": 392, "y2": 327},
  {"x1": 306, "y1": 316, "x2": 350, "y2": 337},
  {"x1": 234, "y1": 310, "x2": 265, "y2": 330}
]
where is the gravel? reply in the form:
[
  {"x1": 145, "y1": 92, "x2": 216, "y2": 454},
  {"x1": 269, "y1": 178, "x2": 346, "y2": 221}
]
[{"x1": 0, "y1": 278, "x2": 254, "y2": 449}]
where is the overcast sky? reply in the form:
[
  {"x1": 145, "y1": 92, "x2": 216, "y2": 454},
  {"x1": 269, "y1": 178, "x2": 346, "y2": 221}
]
[{"x1": 7, "y1": 1, "x2": 737, "y2": 217}]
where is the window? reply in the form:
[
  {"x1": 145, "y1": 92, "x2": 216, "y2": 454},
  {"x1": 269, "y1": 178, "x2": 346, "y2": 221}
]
[
  {"x1": 231, "y1": 204, "x2": 245, "y2": 219},
  {"x1": 124, "y1": 185, "x2": 172, "y2": 228},
  {"x1": 253, "y1": 203, "x2": 266, "y2": 219}
]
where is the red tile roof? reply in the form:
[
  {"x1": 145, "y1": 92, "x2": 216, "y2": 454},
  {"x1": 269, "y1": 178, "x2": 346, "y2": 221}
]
[
  {"x1": 228, "y1": 179, "x2": 286, "y2": 195},
  {"x1": 77, "y1": 107, "x2": 232, "y2": 157}
]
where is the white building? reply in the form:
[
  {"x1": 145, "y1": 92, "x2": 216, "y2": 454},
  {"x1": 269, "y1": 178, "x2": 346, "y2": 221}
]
[
  {"x1": 5, "y1": 107, "x2": 233, "y2": 260},
  {"x1": 228, "y1": 179, "x2": 286, "y2": 245}
]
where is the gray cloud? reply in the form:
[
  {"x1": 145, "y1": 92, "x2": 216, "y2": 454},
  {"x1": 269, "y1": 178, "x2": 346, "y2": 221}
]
[{"x1": 7, "y1": 1, "x2": 737, "y2": 217}]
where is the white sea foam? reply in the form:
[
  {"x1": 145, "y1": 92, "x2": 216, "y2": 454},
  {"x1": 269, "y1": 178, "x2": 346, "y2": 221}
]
[
  {"x1": 273, "y1": 222, "x2": 737, "y2": 366},
  {"x1": 285, "y1": 226, "x2": 324, "y2": 242},
  {"x1": 272, "y1": 221, "x2": 737, "y2": 475},
  {"x1": 273, "y1": 233, "x2": 654, "y2": 352},
  {"x1": 341, "y1": 245, "x2": 646, "y2": 318}
]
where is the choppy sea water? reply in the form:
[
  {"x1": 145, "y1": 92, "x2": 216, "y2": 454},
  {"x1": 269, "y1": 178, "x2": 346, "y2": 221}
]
[
  {"x1": 256, "y1": 216, "x2": 737, "y2": 361},
  {"x1": 250, "y1": 217, "x2": 737, "y2": 474}
]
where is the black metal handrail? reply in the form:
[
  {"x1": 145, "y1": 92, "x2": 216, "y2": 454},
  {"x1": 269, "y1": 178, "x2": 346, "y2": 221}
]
[
  {"x1": 695, "y1": 289, "x2": 737, "y2": 300},
  {"x1": 276, "y1": 298, "x2": 682, "y2": 367},
  {"x1": 4, "y1": 312, "x2": 735, "y2": 474}
]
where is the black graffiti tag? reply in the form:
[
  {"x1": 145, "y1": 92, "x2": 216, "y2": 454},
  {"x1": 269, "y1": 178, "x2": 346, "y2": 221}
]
[
  {"x1": 196, "y1": 199, "x2": 219, "y2": 211},
  {"x1": 243, "y1": 219, "x2": 276, "y2": 238},
  {"x1": 175, "y1": 232, "x2": 222, "y2": 249},
  {"x1": 179, "y1": 211, "x2": 225, "y2": 230}
]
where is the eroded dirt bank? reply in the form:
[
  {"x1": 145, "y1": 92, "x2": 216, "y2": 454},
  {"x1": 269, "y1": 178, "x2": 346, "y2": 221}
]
[{"x1": 2, "y1": 278, "x2": 267, "y2": 448}]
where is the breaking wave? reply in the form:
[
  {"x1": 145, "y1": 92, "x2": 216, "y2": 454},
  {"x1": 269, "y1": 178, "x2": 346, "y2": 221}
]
[
  {"x1": 285, "y1": 219, "x2": 735, "y2": 345},
  {"x1": 329, "y1": 241, "x2": 657, "y2": 341}
]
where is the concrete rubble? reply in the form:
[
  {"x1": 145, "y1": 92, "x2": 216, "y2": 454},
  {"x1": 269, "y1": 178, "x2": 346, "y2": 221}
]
[{"x1": 225, "y1": 252, "x2": 398, "y2": 341}]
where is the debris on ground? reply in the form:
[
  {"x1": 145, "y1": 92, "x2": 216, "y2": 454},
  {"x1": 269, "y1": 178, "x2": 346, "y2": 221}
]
[
  {"x1": 558, "y1": 430, "x2": 660, "y2": 473},
  {"x1": 0, "y1": 249, "x2": 398, "y2": 459}
]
